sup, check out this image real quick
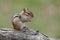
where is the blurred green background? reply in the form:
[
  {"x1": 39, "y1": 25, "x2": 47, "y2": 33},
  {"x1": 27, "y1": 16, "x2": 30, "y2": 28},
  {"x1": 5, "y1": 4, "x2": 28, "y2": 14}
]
[{"x1": 0, "y1": 0, "x2": 60, "y2": 38}]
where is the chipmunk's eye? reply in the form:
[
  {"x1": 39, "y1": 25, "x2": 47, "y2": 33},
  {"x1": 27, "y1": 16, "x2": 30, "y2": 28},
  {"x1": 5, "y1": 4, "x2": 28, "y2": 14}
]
[
  {"x1": 27, "y1": 13, "x2": 30, "y2": 14},
  {"x1": 25, "y1": 12, "x2": 30, "y2": 14}
]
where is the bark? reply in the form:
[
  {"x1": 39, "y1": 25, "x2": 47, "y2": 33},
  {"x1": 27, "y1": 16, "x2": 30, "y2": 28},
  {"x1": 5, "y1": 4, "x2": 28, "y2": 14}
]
[{"x1": 0, "y1": 28, "x2": 51, "y2": 40}]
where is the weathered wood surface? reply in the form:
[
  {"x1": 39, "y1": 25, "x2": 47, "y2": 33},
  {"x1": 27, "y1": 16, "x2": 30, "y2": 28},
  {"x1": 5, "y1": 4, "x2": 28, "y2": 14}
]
[{"x1": 0, "y1": 28, "x2": 55, "y2": 40}]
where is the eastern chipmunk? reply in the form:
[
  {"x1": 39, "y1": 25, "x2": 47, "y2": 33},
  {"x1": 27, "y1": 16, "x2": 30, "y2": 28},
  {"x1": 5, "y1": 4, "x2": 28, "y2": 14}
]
[{"x1": 12, "y1": 8, "x2": 33, "y2": 31}]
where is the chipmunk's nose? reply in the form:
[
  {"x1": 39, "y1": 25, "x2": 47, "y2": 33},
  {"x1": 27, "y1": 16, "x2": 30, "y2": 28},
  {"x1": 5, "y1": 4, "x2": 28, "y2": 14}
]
[
  {"x1": 30, "y1": 12, "x2": 34, "y2": 17},
  {"x1": 31, "y1": 14, "x2": 34, "y2": 17}
]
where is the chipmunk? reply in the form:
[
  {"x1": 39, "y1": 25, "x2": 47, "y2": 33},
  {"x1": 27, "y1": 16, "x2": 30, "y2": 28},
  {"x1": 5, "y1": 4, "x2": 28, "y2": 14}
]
[{"x1": 12, "y1": 8, "x2": 33, "y2": 31}]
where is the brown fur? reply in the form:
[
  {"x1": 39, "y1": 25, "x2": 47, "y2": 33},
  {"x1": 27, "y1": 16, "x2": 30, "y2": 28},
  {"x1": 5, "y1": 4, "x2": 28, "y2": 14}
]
[
  {"x1": 28, "y1": 12, "x2": 33, "y2": 17},
  {"x1": 12, "y1": 8, "x2": 33, "y2": 31},
  {"x1": 12, "y1": 22, "x2": 20, "y2": 30},
  {"x1": 12, "y1": 16, "x2": 21, "y2": 30}
]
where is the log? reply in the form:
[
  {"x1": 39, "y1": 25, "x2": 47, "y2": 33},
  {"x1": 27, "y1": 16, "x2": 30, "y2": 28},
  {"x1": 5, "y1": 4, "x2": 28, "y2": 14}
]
[{"x1": 0, "y1": 28, "x2": 51, "y2": 40}]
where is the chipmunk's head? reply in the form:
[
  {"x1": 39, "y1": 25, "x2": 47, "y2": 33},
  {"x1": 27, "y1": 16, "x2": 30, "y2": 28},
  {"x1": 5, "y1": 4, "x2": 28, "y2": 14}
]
[{"x1": 20, "y1": 8, "x2": 34, "y2": 22}]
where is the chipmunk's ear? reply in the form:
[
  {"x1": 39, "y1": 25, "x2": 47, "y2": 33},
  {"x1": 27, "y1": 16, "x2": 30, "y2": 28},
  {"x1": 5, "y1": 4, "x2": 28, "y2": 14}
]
[
  {"x1": 23, "y1": 8, "x2": 26, "y2": 12},
  {"x1": 23, "y1": 8, "x2": 28, "y2": 12}
]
